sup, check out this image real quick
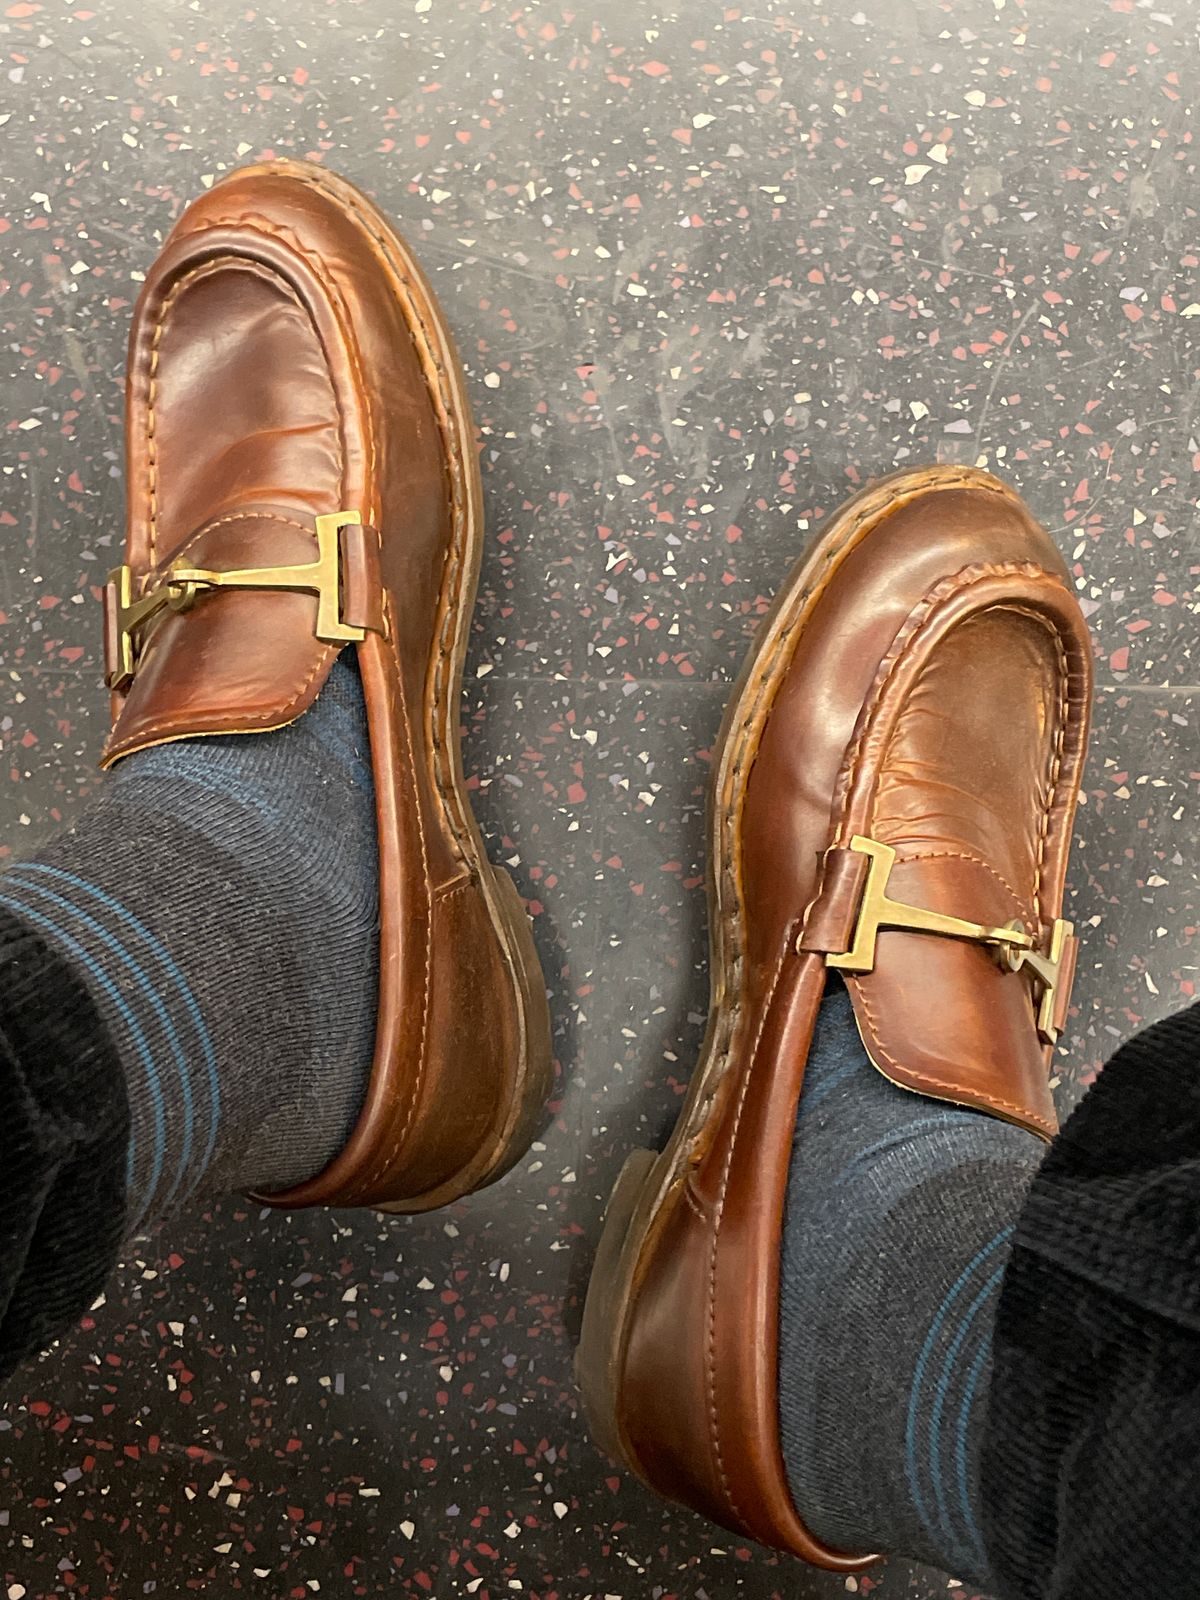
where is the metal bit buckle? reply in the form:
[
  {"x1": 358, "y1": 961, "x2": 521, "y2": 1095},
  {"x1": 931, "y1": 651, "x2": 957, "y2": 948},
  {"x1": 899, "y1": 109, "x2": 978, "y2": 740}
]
[
  {"x1": 105, "y1": 510, "x2": 366, "y2": 691},
  {"x1": 826, "y1": 835, "x2": 1075, "y2": 1044}
]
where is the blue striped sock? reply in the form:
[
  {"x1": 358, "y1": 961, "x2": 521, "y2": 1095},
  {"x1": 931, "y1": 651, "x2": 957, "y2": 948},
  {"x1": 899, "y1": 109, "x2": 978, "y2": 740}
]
[
  {"x1": 778, "y1": 981, "x2": 1043, "y2": 1583},
  {"x1": 2, "y1": 652, "x2": 378, "y2": 1231}
]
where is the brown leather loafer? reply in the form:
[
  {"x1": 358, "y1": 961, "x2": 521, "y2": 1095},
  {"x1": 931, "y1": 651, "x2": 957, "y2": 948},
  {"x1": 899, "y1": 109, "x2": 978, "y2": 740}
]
[
  {"x1": 101, "y1": 161, "x2": 551, "y2": 1212},
  {"x1": 577, "y1": 466, "x2": 1092, "y2": 1563}
]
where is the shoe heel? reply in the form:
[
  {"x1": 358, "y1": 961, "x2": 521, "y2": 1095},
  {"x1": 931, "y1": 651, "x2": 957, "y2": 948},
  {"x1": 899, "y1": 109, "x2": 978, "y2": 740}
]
[
  {"x1": 480, "y1": 862, "x2": 554, "y2": 1179},
  {"x1": 576, "y1": 1146, "x2": 661, "y2": 1467},
  {"x1": 372, "y1": 864, "x2": 552, "y2": 1215}
]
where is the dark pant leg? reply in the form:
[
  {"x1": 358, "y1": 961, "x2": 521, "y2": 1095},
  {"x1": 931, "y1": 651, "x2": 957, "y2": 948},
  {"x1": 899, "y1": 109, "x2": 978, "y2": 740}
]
[
  {"x1": 0, "y1": 907, "x2": 129, "y2": 1383},
  {"x1": 982, "y1": 1002, "x2": 1200, "y2": 1600}
]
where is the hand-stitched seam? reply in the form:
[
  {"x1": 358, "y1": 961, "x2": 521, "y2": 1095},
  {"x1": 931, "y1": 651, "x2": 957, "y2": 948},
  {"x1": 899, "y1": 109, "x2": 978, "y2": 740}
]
[
  {"x1": 146, "y1": 508, "x2": 318, "y2": 576},
  {"x1": 1003, "y1": 606, "x2": 1070, "y2": 924},
  {"x1": 890, "y1": 848, "x2": 1026, "y2": 911},
  {"x1": 196, "y1": 509, "x2": 314, "y2": 533},
  {"x1": 432, "y1": 873, "x2": 475, "y2": 901},
  {"x1": 799, "y1": 849, "x2": 1024, "y2": 962}
]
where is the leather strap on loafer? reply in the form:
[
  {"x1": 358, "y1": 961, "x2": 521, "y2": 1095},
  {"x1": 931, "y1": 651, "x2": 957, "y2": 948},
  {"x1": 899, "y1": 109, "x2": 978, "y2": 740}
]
[
  {"x1": 104, "y1": 508, "x2": 385, "y2": 693},
  {"x1": 800, "y1": 834, "x2": 1078, "y2": 1048},
  {"x1": 101, "y1": 505, "x2": 387, "y2": 768}
]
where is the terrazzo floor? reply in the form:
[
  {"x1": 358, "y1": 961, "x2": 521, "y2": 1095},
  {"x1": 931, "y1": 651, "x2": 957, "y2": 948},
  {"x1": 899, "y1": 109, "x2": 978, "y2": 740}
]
[{"x1": 1, "y1": 0, "x2": 1197, "y2": 1595}]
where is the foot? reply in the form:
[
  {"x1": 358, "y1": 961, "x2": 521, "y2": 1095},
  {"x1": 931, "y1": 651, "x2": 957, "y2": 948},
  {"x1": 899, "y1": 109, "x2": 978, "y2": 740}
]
[
  {"x1": 0, "y1": 164, "x2": 556, "y2": 1380},
  {"x1": 36, "y1": 159, "x2": 553, "y2": 1209},
  {"x1": 578, "y1": 466, "x2": 1093, "y2": 1567}
]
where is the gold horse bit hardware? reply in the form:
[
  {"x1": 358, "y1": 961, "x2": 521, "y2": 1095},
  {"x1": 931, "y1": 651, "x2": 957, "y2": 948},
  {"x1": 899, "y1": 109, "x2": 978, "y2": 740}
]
[
  {"x1": 819, "y1": 835, "x2": 1074, "y2": 1044},
  {"x1": 105, "y1": 510, "x2": 367, "y2": 691}
]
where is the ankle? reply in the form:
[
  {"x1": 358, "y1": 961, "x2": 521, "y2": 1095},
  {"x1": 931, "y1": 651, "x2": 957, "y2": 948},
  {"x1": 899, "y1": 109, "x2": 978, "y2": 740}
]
[
  {"x1": 4, "y1": 654, "x2": 379, "y2": 1228},
  {"x1": 778, "y1": 984, "x2": 1042, "y2": 1579}
]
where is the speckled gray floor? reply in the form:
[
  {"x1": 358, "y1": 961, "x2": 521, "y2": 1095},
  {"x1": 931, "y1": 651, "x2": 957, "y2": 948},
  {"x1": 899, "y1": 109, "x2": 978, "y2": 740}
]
[{"x1": 1, "y1": 1, "x2": 1197, "y2": 1595}]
